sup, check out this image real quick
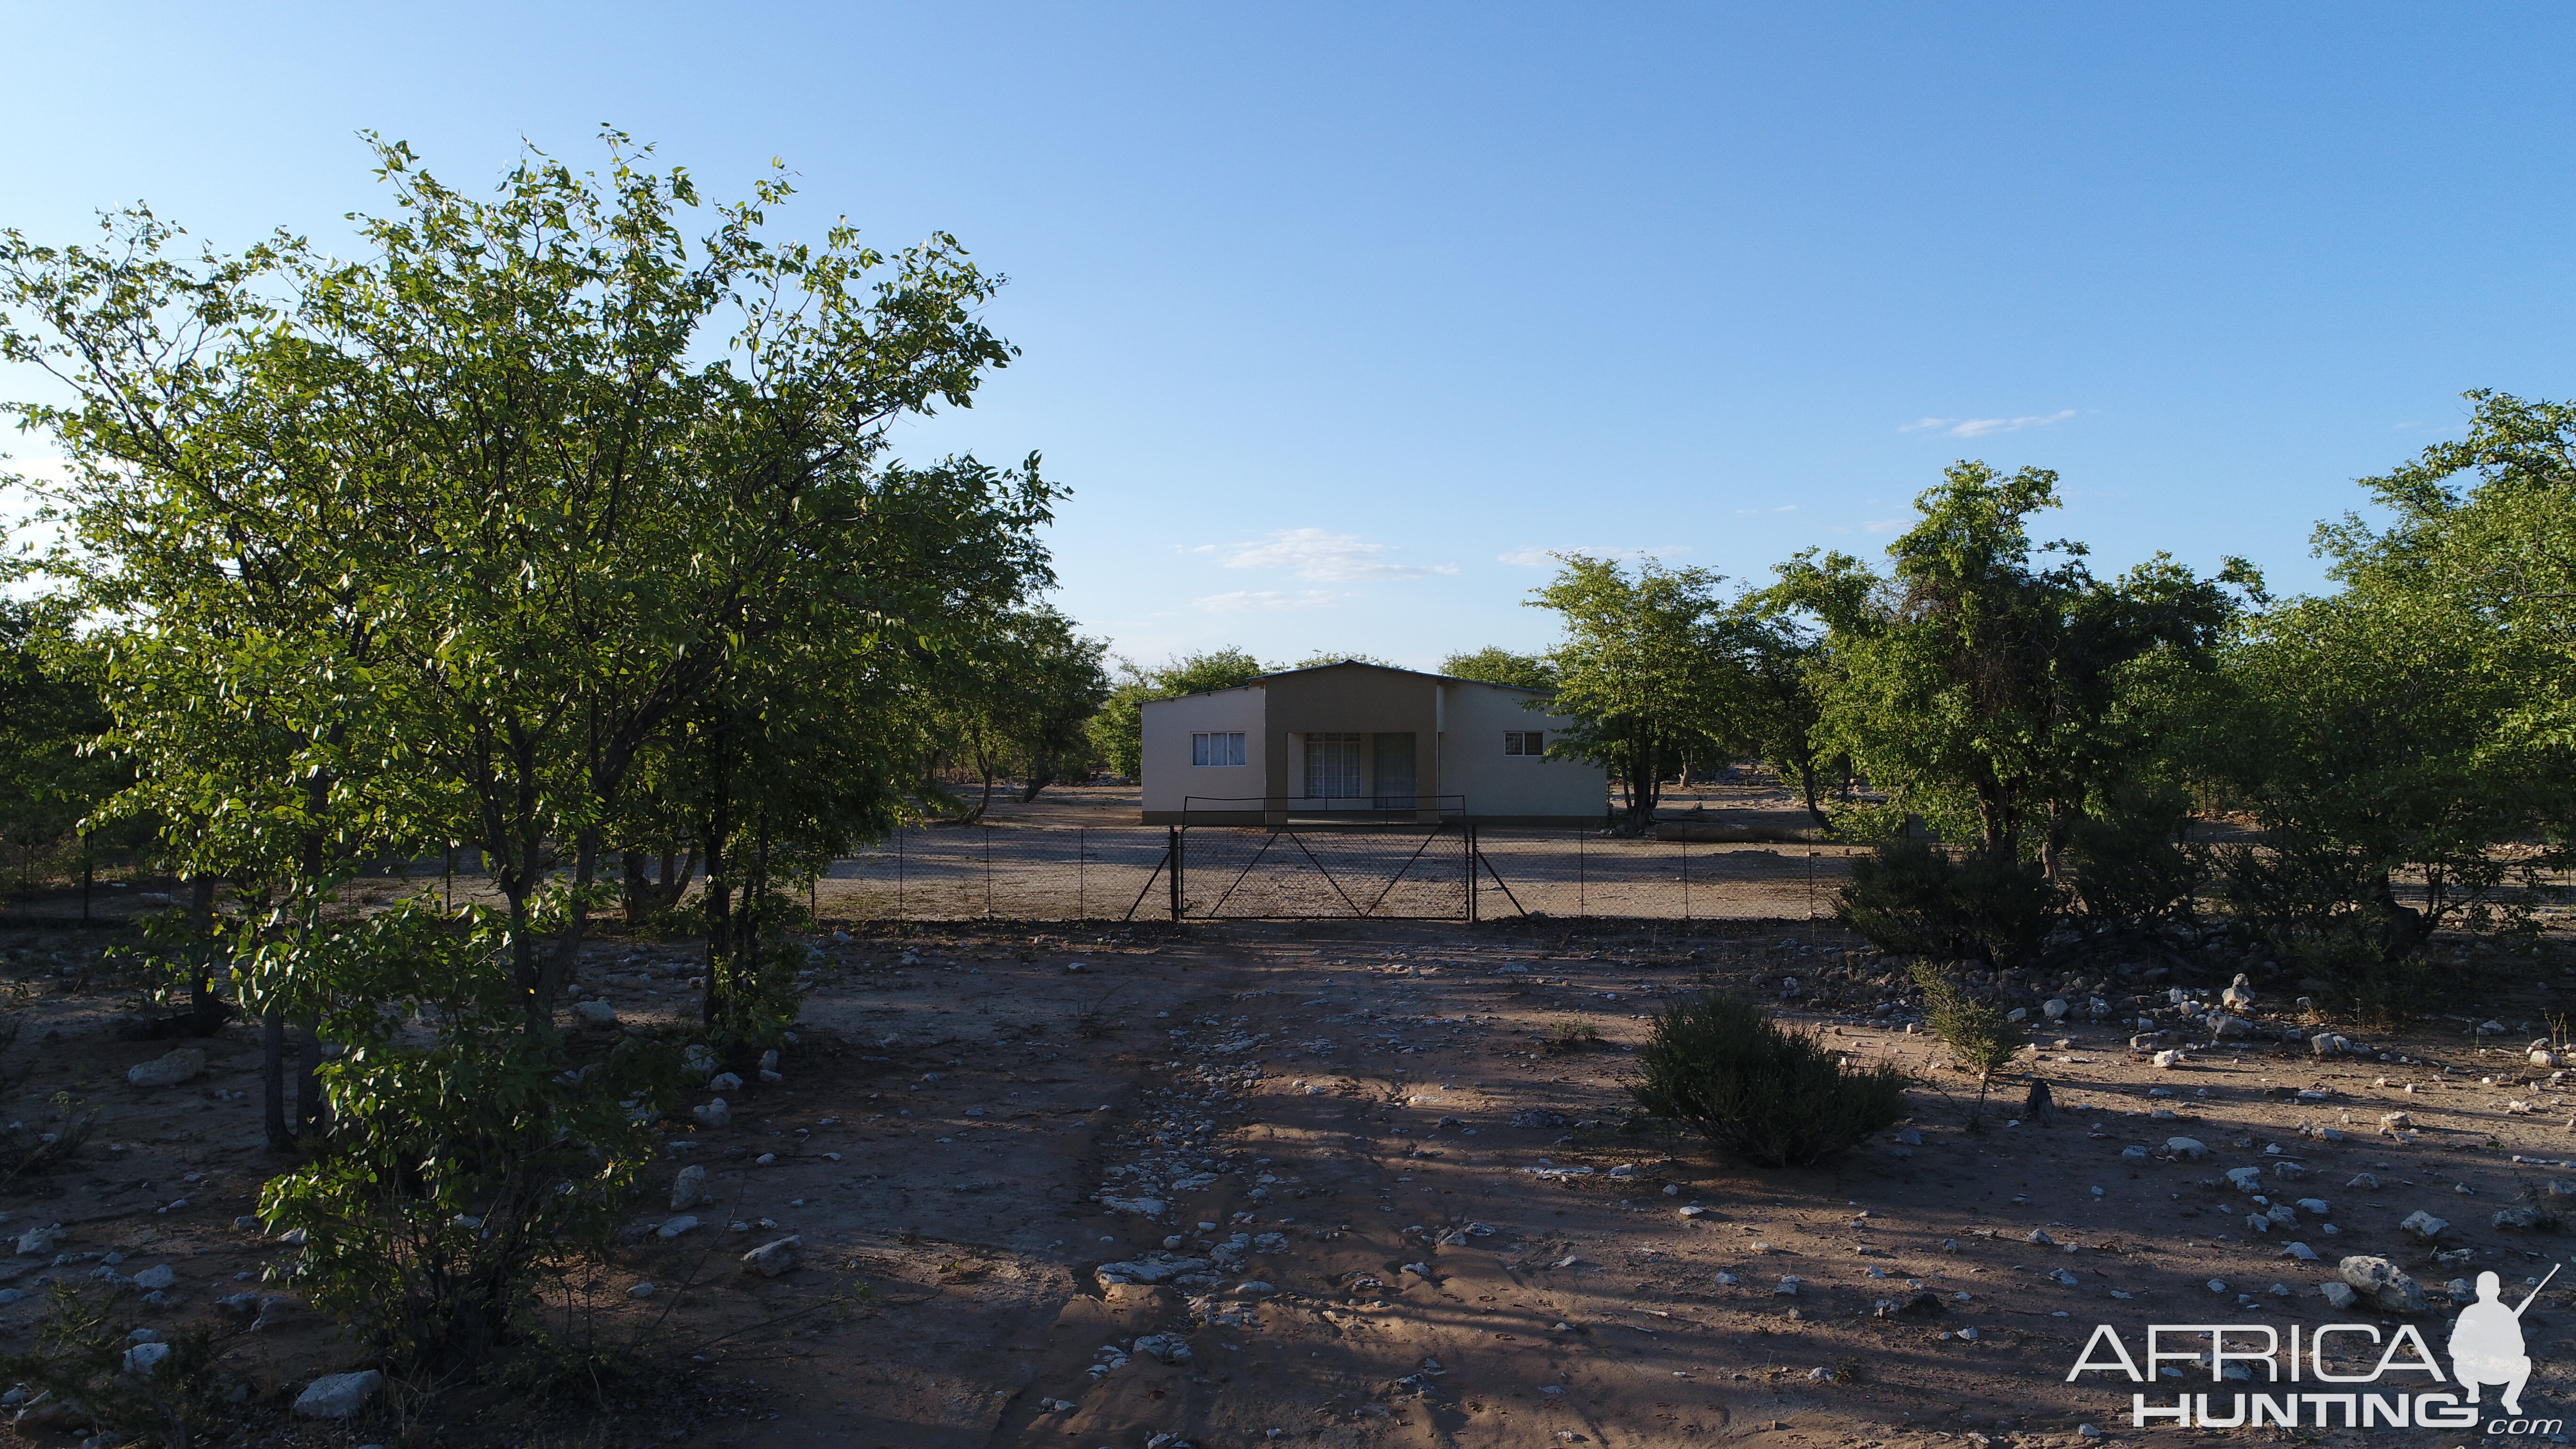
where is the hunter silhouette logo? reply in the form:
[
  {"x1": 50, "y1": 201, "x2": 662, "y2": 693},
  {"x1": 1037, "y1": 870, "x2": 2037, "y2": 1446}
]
[
  {"x1": 2067, "y1": 1263, "x2": 2563, "y2": 1433},
  {"x1": 2453, "y1": 1267, "x2": 2553, "y2": 1417}
]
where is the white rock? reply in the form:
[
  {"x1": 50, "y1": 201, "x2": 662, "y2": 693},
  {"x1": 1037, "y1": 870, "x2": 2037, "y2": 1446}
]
[
  {"x1": 2166, "y1": 1136, "x2": 2208, "y2": 1159},
  {"x1": 2208, "y1": 1014, "x2": 2254, "y2": 1040},
  {"x1": 2043, "y1": 999, "x2": 2069, "y2": 1021},
  {"x1": 2380, "y1": 1111, "x2": 2413, "y2": 1130},
  {"x1": 2339, "y1": 1256, "x2": 2429, "y2": 1313},
  {"x1": 1776, "y1": 1276, "x2": 1801, "y2": 1296},
  {"x1": 2279, "y1": 1241, "x2": 2319, "y2": 1261},
  {"x1": 709, "y1": 1072, "x2": 743, "y2": 1092},
  {"x1": 2400, "y1": 1210, "x2": 2447, "y2": 1240},
  {"x1": 2006, "y1": 1008, "x2": 2028, "y2": 1022},
  {"x1": 2120, "y1": 1145, "x2": 2149, "y2": 1162},
  {"x1": 2154, "y1": 1050, "x2": 2184, "y2": 1069},
  {"x1": 126, "y1": 1048, "x2": 206, "y2": 1088},
  {"x1": 658, "y1": 1216, "x2": 700, "y2": 1239},
  {"x1": 628, "y1": 1281, "x2": 656, "y2": 1298},
  {"x1": 1134, "y1": 1332, "x2": 1193, "y2": 1364},
  {"x1": 2225, "y1": 1167, "x2": 2264, "y2": 1191},
  {"x1": 572, "y1": 1000, "x2": 618, "y2": 1029},
  {"x1": 123, "y1": 1341, "x2": 173, "y2": 1375},
  {"x1": 740, "y1": 1235, "x2": 802, "y2": 1277},
  {"x1": 131, "y1": 1264, "x2": 175, "y2": 1290},
  {"x1": 293, "y1": 1370, "x2": 384, "y2": 1418},
  {"x1": 13, "y1": 1224, "x2": 62, "y2": 1256},
  {"x1": 2319, "y1": 1281, "x2": 2358, "y2": 1310},
  {"x1": 692, "y1": 1099, "x2": 731, "y2": 1129},
  {"x1": 2534, "y1": 1050, "x2": 2561, "y2": 1070},
  {"x1": 670, "y1": 1165, "x2": 709, "y2": 1210},
  {"x1": 1678, "y1": 1205, "x2": 1707, "y2": 1218}
]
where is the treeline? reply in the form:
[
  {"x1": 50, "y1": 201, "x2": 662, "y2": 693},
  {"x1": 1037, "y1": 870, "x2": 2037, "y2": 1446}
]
[{"x1": 1466, "y1": 437, "x2": 2568, "y2": 1018}]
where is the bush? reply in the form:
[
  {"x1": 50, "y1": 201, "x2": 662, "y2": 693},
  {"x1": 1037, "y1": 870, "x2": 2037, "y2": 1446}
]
[
  {"x1": 1631, "y1": 994, "x2": 1909, "y2": 1167},
  {"x1": 2064, "y1": 786, "x2": 2203, "y2": 926},
  {"x1": 2209, "y1": 831, "x2": 2449, "y2": 1021},
  {"x1": 0, "y1": 1284, "x2": 238, "y2": 1448},
  {"x1": 1911, "y1": 963, "x2": 2023, "y2": 1123},
  {"x1": 245, "y1": 902, "x2": 678, "y2": 1373},
  {"x1": 1835, "y1": 837, "x2": 2057, "y2": 962}
]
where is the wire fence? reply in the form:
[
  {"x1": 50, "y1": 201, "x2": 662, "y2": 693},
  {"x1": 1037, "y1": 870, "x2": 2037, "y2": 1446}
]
[{"x1": 817, "y1": 823, "x2": 1866, "y2": 923}]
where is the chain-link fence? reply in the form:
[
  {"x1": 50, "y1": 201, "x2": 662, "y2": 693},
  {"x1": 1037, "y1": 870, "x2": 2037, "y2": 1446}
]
[{"x1": 816, "y1": 823, "x2": 1864, "y2": 923}]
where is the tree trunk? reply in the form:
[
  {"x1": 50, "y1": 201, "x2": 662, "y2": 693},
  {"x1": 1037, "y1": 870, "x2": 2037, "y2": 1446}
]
[
  {"x1": 2041, "y1": 800, "x2": 2077, "y2": 885},
  {"x1": 187, "y1": 875, "x2": 223, "y2": 1031},
  {"x1": 262, "y1": 1008, "x2": 290, "y2": 1150},
  {"x1": 295, "y1": 1022, "x2": 324, "y2": 1135},
  {"x1": 535, "y1": 825, "x2": 600, "y2": 1012},
  {"x1": 1795, "y1": 757, "x2": 1829, "y2": 830}
]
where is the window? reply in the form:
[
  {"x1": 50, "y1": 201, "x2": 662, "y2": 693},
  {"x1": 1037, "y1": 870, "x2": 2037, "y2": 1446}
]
[
  {"x1": 1304, "y1": 732, "x2": 1361, "y2": 797},
  {"x1": 1192, "y1": 731, "x2": 1246, "y2": 767},
  {"x1": 1504, "y1": 730, "x2": 1545, "y2": 756}
]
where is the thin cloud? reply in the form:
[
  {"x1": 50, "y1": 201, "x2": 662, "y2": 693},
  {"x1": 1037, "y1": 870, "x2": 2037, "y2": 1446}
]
[
  {"x1": 1221, "y1": 528, "x2": 1457, "y2": 582},
  {"x1": 1194, "y1": 589, "x2": 1339, "y2": 613},
  {"x1": 1901, "y1": 410, "x2": 2077, "y2": 438},
  {"x1": 1497, "y1": 545, "x2": 1692, "y2": 568},
  {"x1": 1862, "y1": 518, "x2": 1907, "y2": 533}
]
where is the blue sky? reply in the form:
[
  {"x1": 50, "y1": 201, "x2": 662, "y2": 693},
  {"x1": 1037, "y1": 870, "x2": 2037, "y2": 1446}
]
[{"x1": 6, "y1": 3, "x2": 2573, "y2": 670}]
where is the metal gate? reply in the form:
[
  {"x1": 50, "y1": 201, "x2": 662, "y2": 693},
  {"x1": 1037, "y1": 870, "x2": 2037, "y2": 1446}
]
[{"x1": 1123, "y1": 823, "x2": 1525, "y2": 921}]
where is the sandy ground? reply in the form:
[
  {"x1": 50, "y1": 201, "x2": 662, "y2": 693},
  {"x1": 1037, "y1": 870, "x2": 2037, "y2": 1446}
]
[{"x1": 6, "y1": 917, "x2": 2576, "y2": 1449}]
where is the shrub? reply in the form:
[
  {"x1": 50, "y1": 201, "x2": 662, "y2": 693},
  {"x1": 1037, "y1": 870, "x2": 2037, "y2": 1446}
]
[
  {"x1": 0, "y1": 1284, "x2": 238, "y2": 1448},
  {"x1": 1542, "y1": 1019, "x2": 1601, "y2": 1055},
  {"x1": 1631, "y1": 994, "x2": 1909, "y2": 1167},
  {"x1": 1911, "y1": 963, "x2": 2023, "y2": 1123},
  {"x1": 2063, "y1": 786, "x2": 2204, "y2": 926},
  {"x1": 2208, "y1": 831, "x2": 2449, "y2": 1021},
  {"x1": 245, "y1": 902, "x2": 677, "y2": 1373},
  {"x1": 1835, "y1": 837, "x2": 2057, "y2": 962}
]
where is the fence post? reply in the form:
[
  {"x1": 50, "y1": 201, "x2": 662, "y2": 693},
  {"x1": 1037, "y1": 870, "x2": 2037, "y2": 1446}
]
[
  {"x1": 1465, "y1": 824, "x2": 1478, "y2": 925},
  {"x1": 1168, "y1": 825, "x2": 1183, "y2": 922},
  {"x1": 1578, "y1": 830, "x2": 1586, "y2": 919},
  {"x1": 1681, "y1": 836, "x2": 1690, "y2": 922},
  {"x1": 896, "y1": 826, "x2": 905, "y2": 923},
  {"x1": 984, "y1": 824, "x2": 994, "y2": 920},
  {"x1": 1808, "y1": 850, "x2": 1819, "y2": 936},
  {"x1": 1079, "y1": 826, "x2": 1087, "y2": 921}
]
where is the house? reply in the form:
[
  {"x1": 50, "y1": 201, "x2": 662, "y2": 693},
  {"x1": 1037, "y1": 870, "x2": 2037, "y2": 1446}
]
[{"x1": 1138, "y1": 660, "x2": 1606, "y2": 825}]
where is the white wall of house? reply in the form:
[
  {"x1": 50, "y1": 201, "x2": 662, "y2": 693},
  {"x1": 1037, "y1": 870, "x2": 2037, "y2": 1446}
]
[
  {"x1": 1140, "y1": 687, "x2": 1266, "y2": 816},
  {"x1": 1440, "y1": 681, "x2": 1605, "y2": 821}
]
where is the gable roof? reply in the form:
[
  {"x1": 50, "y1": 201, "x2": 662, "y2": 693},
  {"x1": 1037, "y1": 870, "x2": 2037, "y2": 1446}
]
[{"x1": 1148, "y1": 659, "x2": 1557, "y2": 703}]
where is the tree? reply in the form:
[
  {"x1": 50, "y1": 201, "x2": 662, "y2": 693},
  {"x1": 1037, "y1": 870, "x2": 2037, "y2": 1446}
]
[
  {"x1": 1087, "y1": 646, "x2": 1267, "y2": 780},
  {"x1": 1287, "y1": 651, "x2": 1398, "y2": 669},
  {"x1": 2, "y1": 132, "x2": 1054, "y2": 1358},
  {"x1": 935, "y1": 607, "x2": 1110, "y2": 817},
  {"x1": 2182, "y1": 391, "x2": 2576, "y2": 1012},
  {"x1": 8, "y1": 133, "x2": 1029, "y2": 1027},
  {"x1": 0, "y1": 593, "x2": 124, "y2": 895},
  {"x1": 1437, "y1": 646, "x2": 1558, "y2": 691},
  {"x1": 1527, "y1": 555, "x2": 1738, "y2": 831},
  {"x1": 1722, "y1": 591, "x2": 1837, "y2": 827},
  {"x1": 1774, "y1": 462, "x2": 2250, "y2": 877}
]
